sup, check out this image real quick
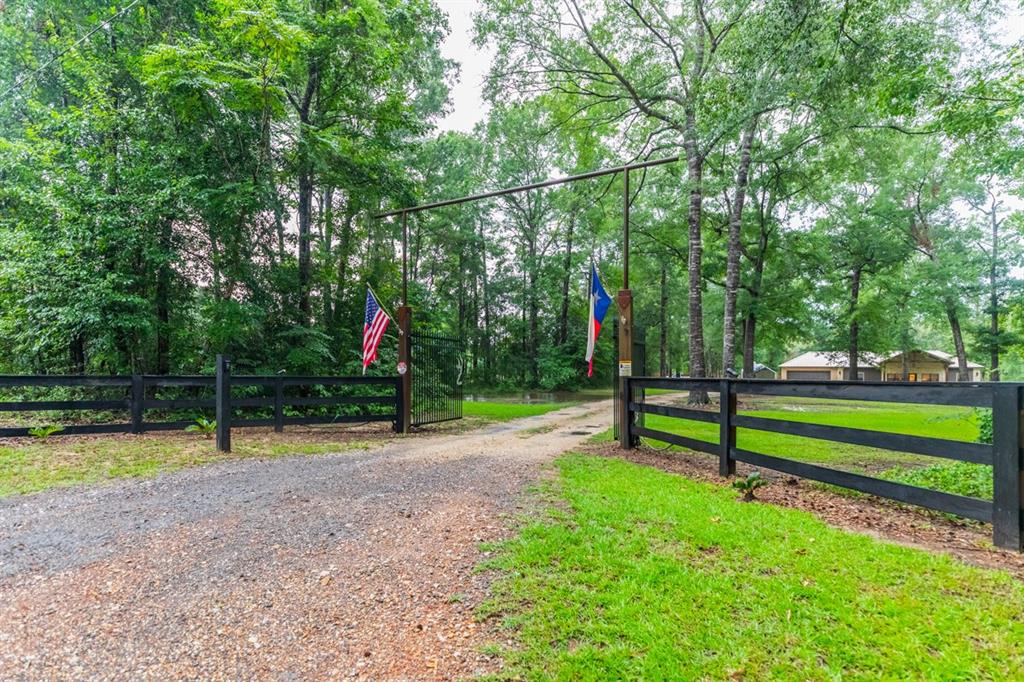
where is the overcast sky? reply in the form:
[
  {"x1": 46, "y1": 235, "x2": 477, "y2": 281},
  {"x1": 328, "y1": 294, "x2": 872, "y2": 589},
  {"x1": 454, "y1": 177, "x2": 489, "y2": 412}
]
[
  {"x1": 434, "y1": 1, "x2": 1024, "y2": 135},
  {"x1": 436, "y1": 0, "x2": 491, "y2": 133}
]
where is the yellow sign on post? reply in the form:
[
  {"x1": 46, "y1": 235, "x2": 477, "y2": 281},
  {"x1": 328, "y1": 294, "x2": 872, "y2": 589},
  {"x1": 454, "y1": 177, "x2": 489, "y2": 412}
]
[{"x1": 618, "y1": 360, "x2": 632, "y2": 376}]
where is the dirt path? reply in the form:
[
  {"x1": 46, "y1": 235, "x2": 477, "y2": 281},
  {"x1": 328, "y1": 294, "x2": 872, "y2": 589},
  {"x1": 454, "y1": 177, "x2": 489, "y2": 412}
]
[{"x1": 0, "y1": 401, "x2": 612, "y2": 681}]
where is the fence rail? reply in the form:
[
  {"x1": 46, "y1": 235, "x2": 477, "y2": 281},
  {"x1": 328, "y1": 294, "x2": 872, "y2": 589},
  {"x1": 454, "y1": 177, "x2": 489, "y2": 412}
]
[
  {"x1": 0, "y1": 362, "x2": 402, "y2": 439},
  {"x1": 623, "y1": 376, "x2": 1024, "y2": 551}
]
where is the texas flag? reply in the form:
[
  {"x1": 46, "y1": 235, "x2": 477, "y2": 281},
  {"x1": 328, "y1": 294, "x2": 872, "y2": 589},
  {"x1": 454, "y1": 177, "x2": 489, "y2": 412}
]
[{"x1": 585, "y1": 263, "x2": 613, "y2": 377}]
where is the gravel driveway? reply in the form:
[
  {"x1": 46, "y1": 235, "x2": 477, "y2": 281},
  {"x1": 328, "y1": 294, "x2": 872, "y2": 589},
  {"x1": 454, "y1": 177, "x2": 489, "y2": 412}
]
[{"x1": 0, "y1": 401, "x2": 612, "y2": 681}]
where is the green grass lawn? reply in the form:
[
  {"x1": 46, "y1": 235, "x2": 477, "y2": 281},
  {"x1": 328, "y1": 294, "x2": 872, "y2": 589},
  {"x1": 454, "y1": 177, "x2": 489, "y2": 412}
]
[
  {"x1": 631, "y1": 396, "x2": 981, "y2": 469},
  {"x1": 480, "y1": 454, "x2": 1024, "y2": 680},
  {"x1": 0, "y1": 432, "x2": 375, "y2": 497},
  {"x1": 462, "y1": 400, "x2": 579, "y2": 422}
]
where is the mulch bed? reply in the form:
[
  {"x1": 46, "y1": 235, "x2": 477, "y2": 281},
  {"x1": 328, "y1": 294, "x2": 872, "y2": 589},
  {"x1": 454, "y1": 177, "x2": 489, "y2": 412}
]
[{"x1": 581, "y1": 441, "x2": 1024, "y2": 579}]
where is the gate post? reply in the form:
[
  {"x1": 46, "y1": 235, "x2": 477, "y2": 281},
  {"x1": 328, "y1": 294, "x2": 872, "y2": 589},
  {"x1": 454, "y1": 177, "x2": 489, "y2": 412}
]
[
  {"x1": 993, "y1": 384, "x2": 1023, "y2": 550},
  {"x1": 397, "y1": 306, "x2": 412, "y2": 434},
  {"x1": 719, "y1": 379, "x2": 736, "y2": 477},
  {"x1": 215, "y1": 354, "x2": 231, "y2": 453},
  {"x1": 274, "y1": 376, "x2": 284, "y2": 433},
  {"x1": 617, "y1": 289, "x2": 633, "y2": 449},
  {"x1": 130, "y1": 374, "x2": 144, "y2": 434}
]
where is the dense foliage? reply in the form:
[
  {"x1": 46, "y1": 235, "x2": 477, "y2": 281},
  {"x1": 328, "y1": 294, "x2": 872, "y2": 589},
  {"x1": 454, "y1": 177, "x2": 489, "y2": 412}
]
[{"x1": 1, "y1": 0, "x2": 1021, "y2": 389}]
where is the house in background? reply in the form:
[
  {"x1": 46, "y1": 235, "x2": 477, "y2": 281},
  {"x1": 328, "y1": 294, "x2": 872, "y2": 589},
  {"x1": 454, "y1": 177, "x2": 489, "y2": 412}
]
[
  {"x1": 779, "y1": 350, "x2": 984, "y2": 382},
  {"x1": 751, "y1": 363, "x2": 776, "y2": 379},
  {"x1": 876, "y1": 350, "x2": 984, "y2": 382}
]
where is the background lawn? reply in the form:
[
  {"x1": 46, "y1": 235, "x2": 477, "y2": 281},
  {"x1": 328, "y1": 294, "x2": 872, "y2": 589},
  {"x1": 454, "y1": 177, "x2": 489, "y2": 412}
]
[
  {"x1": 462, "y1": 400, "x2": 580, "y2": 422},
  {"x1": 480, "y1": 454, "x2": 1024, "y2": 680}
]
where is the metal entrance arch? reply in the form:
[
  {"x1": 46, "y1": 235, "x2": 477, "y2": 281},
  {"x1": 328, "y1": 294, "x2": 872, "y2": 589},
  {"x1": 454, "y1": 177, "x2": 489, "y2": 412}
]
[{"x1": 377, "y1": 155, "x2": 682, "y2": 434}]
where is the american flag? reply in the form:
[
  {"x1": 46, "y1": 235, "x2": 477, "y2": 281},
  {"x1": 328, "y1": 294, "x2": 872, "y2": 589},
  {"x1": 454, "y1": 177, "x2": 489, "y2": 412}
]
[{"x1": 363, "y1": 288, "x2": 391, "y2": 374}]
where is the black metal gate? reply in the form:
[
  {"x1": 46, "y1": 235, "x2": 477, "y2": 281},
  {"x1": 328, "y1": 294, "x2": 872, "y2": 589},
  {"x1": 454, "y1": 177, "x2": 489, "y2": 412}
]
[
  {"x1": 410, "y1": 331, "x2": 464, "y2": 426},
  {"x1": 613, "y1": 322, "x2": 646, "y2": 440}
]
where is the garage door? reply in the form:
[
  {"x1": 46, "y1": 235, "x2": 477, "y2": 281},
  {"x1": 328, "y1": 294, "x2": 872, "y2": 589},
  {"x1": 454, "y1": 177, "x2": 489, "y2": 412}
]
[{"x1": 786, "y1": 370, "x2": 831, "y2": 381}]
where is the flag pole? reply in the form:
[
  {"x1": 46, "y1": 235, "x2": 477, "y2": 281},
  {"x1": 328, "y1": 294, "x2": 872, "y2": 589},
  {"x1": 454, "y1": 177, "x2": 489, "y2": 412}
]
[{"x1": 366, "y1": 282, "x2": 396, "y2": 324}]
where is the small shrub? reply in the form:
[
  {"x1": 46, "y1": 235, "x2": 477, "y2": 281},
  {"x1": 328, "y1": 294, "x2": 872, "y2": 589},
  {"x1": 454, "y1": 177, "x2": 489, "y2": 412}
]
[
  {"x1": 974, "y1": 408, "x2": 993, "y2": 445},
  {"x1": 185, "y1": 417, "x2": 216, "y2": 439},
  {"x1": 882, "y1": 461, "x2": 992, "y2": 500},
  {"x1": 733, "y1": 471, "x2": 767, "y2": 501},
  {"x1": 27, "y1": 424, "x2": 64, "y2": 440}
]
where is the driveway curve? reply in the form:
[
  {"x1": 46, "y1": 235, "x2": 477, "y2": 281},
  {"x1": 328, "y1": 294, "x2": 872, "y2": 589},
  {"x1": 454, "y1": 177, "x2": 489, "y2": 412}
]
[{"x1": 0, "y1": 400, "x2": 612, "y2": 681}]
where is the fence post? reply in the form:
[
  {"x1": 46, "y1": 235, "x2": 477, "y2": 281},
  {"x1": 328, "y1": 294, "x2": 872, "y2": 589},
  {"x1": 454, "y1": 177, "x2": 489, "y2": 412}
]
[
  {"x1": 617, "y1": 290, "x2": 634, "y2": 449},
  {"x1": 719, "y1": 379, "x2": 736, "y2": 477},
  {"x1": 397, "y1": 306, "x2": 412, "y2": 434},
  {"x1": 215, "y1": 354, "x2": 231, "y2": 453},
  {"x1": 274, "y1": 376, "x2": 284, "y2": 433},
  {"x1": 130, "y1": 374, "x2": 144, "y2": 434},
  {"x1": 992, "y1": 384, "x2": 1023, "y2": 550},
  {"x1": 621, "y1": 377, "x2": 634, "y2": 449}
]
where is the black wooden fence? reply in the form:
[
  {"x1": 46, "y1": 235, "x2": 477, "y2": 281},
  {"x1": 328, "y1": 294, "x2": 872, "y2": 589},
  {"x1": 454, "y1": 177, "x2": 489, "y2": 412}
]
[
  {"x1": 0, "y1": 358, "x2": 402, "y2": 442},
  {"x1": 623, "y1": 377, "x2": 1024, "y2": 551}
]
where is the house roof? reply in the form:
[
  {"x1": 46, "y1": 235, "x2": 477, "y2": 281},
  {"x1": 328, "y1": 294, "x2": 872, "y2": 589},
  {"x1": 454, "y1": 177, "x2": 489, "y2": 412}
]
[
  {"x1": 781, "y1": 350, "x2": 984, "y2": 370},
  {"x1": 753, "y1": 362, "x2": 775, "y2": 374},
  {"x1": 880, "y1": 350, "x2": 984, "y2": 369},
  {"x1": 779, "y1": 351, "x2": 883, "y2": 369}
]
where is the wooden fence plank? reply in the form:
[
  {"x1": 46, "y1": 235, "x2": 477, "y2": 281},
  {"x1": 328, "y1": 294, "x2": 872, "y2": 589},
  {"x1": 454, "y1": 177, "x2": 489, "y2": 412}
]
[
  {"x1": 732, "y1": 380, "x2": 990, "y2": 407},
  {"x1": 0, "y1": 400, "x2": 128, "y2": 411},
  {"x1": 632, "y1": 425, "x2": 718, "y2": 456},
  {"x1": 733, "y1": 414, "x2": 992, "y2": 465},
  {"x1": 0, "y1": 375, "x2": 132, "y2": 387},
  {"x1": 629, "y1": 401, "x2": 719, "y2": 424},
  {"x1": 0, "y1": 423, "x2": 130, "y2": 437},
  {"x1": 731, "y1": 447, "x2": 992, "y2": 521}
]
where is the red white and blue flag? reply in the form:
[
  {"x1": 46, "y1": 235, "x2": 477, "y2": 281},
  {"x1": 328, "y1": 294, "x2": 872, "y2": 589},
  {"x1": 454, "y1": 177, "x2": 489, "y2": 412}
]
[
  {"x1": 363, "y1": 287, "x2": 391, "y2": 374},
  {"x1": 585, "y1": 263, "x2": 613, "y2": 377}
]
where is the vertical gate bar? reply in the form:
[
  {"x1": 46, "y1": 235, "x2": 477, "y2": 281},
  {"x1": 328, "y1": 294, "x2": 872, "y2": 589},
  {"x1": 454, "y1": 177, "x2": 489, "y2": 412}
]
[
  {"x1": 993, "y1": 384, "x2": 1023, "y2": 550},
  {"x1": 394, "y1": 375, "x2": 403, "y2": 433},
  {"x1": 215, "y1": 354, "x2": 231, "y2": 453}
]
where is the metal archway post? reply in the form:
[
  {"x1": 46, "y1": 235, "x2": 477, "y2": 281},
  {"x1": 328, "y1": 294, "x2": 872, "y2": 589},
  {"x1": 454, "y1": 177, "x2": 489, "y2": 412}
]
[{"x1": 618, "y1": 169, "x2": 634, "y2": 449}]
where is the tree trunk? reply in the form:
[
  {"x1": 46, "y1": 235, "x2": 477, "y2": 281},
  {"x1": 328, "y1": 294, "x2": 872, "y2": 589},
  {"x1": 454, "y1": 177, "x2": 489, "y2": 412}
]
[
  {"x1": 741, "y1": 314, "x2": 756, "y2": 378},
  {"x1": 155, "y1": 219, "x2": 173, "y2": 374},
  {"x1": 295, "y1": 62, "x2": 319, "y2": 325},
  {"x1": 660, "y1": 261, "x2": 668, "y2": 376},
  {"x1": 684, "y1": 109, "x2": 707, "y2": 402},
  {"x1": 528, "y1": 238, "x2": 539, "y2": 387},
  {"x1": 742, "y1": 205, "x2": 771, "y2": 378},
  {"x1": 70, "y1": 333, "x2": 86, "y2": 374},
  {"x1": 722, "y1": 121, "x2": 756, "y2": 376},
  {"x1": 848, "y1": 266, "x2": 862, "y2": 381},
  {"x1": 557, "y1": 214, "x2": 575, "y2": 346},
  {"x1": 989, "y1": 203, "x2": 1000, "y2": 381},
  {"x1": 479, "y1": 220, "x2": 493, "y2": 382},
  {"x1": 321, "y1": 188, "x2": 335, "y2": 329},
  {"x1": 947, "y1": 302, "x2": 969, "y2": 381}
]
